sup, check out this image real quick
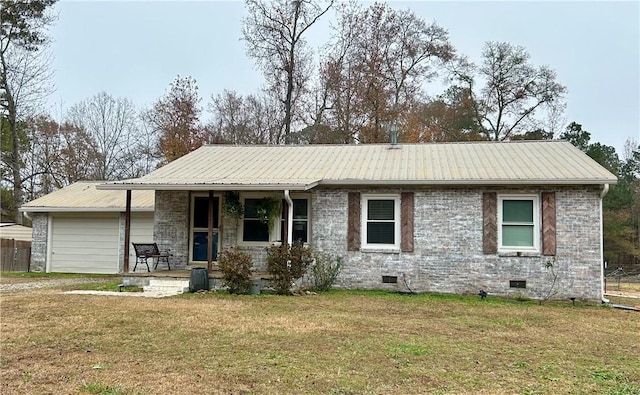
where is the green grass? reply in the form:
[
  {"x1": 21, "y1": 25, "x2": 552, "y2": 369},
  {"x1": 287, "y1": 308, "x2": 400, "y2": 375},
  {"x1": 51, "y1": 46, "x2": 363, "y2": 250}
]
[{"x1": 81, "y1": 383, "x2": 127, "y2": 395}]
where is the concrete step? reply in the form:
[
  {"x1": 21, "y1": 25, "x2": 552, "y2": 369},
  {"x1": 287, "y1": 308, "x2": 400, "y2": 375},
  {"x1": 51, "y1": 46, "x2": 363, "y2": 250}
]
[
  {"x1": 143, "y1": 286, "x2": 189, "y2": 295},
  {"x1": 144, "y1": 279, "x2": 190, "y2": 295},
  {"x1": 148, "y1": 279, "x2": 190, "y2": 288}
]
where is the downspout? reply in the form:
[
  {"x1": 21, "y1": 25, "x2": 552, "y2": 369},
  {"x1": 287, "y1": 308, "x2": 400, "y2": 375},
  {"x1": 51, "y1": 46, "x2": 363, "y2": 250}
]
[
  {"x1": 284, "y1": 190, "x2": 293, "y2": 246},
  {"x1": 600, "y1": 183, "x2": 610, "y2": 304}
]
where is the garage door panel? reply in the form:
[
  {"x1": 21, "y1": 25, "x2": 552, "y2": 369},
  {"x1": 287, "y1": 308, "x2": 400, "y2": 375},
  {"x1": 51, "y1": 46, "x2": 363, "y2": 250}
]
[
  {"x1": 51, "y1": 216, "x2": 120, "y2": 274},
  {"x1": 51, "y1": 264, "x2": 116, "y2": 275},
  {"x1": 53, "y1": 248, "x2": 117, "y2": 260},
  {"x1": 52, "y1": 235, "x2": 120, "y2": 244}
]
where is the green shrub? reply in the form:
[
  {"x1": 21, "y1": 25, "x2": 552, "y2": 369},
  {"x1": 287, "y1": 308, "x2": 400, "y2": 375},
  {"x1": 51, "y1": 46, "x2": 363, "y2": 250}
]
[
  {"x1": 267, "y1": 243, "x2": 313, "y2": 295},
  {"x1": 218, "y1": 247, "x2": 253, "y2": 294},
  {"x1": 309, "y1": 251, "x2": 343, "y2": 291}
]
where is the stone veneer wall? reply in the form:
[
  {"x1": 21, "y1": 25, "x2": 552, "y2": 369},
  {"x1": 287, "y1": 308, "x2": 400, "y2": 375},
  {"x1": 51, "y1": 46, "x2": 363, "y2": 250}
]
[
  {"x1": 311, "y1": 186, "x2": 604, "y2": 301},
  {"x1": 152, "y1": 191, "x2": 269, "y2": 269},
  {"x1": 154, "y1": 191, "x2": 190, "y2": 267},
  {"x1": 217, "y1": 213, "x2": 271, "y2": 271},
  {"x1": 29, "y1": 213, "x2": 48, "y2": 272},
  {"x1": 151, "y1": 186, "x2": 604, "y2": 300}
]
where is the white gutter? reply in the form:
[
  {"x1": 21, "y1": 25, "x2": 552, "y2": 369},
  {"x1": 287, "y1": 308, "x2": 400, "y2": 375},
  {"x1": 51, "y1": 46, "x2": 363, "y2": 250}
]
[
  {"x1": 600, "y1": 183, "x2": 610, "y2": 304},
  {"x1": 96, "y1": 183, "x2": 317, "y2": 191},
  {"x1": 284, "y1": 190, "x2": 293, "y2": 246},
  {"x1": 95, "y1": 178, "x2": 617, "y2": 191},
  {"x1": 320, "y1": 179, "x2": 618, "y2": 186},
  {"x1": 20, "y1": 207, "x2": 154, "y2": 213}
]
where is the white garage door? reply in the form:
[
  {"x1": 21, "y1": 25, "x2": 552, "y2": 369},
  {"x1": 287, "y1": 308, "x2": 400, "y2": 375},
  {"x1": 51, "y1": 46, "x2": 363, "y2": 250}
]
[{"x1": 50, "y1": 215, "x2": 120, "y2": 274}]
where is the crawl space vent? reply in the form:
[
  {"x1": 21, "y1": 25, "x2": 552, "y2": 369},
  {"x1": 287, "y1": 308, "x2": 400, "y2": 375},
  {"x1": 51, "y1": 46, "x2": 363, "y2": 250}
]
[
  {"x1": 382, "y1": 276, "x2": 398, "y2": 284},
  {"x1": 510, "y1": 280, "x2": 527, "y2": 289}
]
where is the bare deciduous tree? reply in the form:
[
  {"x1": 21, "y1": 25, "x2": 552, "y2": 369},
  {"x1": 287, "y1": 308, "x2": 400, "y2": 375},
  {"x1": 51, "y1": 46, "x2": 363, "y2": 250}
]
[
  {"x1": 57, "y1": 121, "x2": 100, "y2": 183},
  {"x1": 243, "y1": 0, "x2": 333, "y2": 144},
  {"x1": 21, "y1": 114, "x2": 63, "y2": 199},
  {"x1": 320, "y1": 2, "x2": 454, "y2": 143},
  {"x1": 209, "y1": 90, "x2": 280, "y2": 144},
  {"x1": 0, "y1": 0, "x2": 57, "y2": 223},
  {"x1": 458, "y1": 42, "x2": 567, "y2": 141},
  {"x1": 66, "y1": 92, "x2": 140, "y2": 180}
]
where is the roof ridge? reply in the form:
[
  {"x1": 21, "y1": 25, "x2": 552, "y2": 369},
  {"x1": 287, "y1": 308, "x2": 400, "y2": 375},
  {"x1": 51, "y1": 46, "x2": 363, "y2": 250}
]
[{"x1": 201, "y1": 140, "x2": 567, "y2": 148}]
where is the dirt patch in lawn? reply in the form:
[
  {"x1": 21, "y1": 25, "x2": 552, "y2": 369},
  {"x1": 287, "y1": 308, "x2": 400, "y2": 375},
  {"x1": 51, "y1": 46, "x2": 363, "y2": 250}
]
[{"x1": 0, "y1": 276, "x2": 114, "y2": 293}]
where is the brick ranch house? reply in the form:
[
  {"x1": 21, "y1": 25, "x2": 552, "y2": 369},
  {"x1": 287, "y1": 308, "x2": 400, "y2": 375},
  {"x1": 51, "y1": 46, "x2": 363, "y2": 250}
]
[{"x1": 98, "y1": 141, "x2": 617, "y2": 301}]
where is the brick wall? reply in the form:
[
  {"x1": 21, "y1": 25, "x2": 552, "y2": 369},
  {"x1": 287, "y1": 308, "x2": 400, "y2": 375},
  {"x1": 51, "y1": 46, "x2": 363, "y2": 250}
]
[
  {"x1": 151, "y1": 186, "x2": 605, "y2": 301},
  {"x1": 311, "y1": 186, "x2": 604, "y2": 301},
  {"x1": 154, "y1": 191, "x2": 190, "y2": 267},
  {"x1": 29, "y1": 213, "x2": 48, "y2": 272},
  {"x1": 218, "y1": 211, "x2": 270, "y2": 270}
]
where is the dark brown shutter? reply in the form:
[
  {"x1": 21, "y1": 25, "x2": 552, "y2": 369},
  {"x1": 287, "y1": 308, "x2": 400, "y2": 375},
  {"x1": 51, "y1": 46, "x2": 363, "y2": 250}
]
[
  {"x1": 542, "y1": 192, "x2": 557, "y2": 256},
  {"x1": 347, "y1": 192, "x2": 361, "y2": 251},
  {"x1": 483, "y1": 192, "x2": 497, "y2": 254},
  {"x1": 401, "y1": 192, "x2": 414, "y2": 252}
]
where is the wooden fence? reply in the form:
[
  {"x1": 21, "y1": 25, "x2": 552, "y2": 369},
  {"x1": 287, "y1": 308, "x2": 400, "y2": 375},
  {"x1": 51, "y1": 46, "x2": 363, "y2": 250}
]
[{"x1": 0, "y1": 238, "x2": 31, "y2": 272}]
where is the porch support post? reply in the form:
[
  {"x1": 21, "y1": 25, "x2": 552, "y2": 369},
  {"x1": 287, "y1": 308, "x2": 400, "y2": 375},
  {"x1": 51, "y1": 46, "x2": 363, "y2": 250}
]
[
  {"x1": 207, "y1": 190, "x2": 214, "y2": 272},
  {"x1": 123, "y1": 190, "x2": 132, "y2": 273}
]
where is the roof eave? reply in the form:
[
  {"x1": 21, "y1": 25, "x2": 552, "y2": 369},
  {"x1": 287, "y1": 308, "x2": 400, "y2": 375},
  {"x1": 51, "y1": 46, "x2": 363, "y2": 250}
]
[
  {"x1": 319, "y1": 179, "x2": 618, "y2": 186},
  {"x1": 19, "y1": 207, "x2": 155, "y2": 213},
  {"x1": 96, "y1": 178, "x2": 617, "y2": 191},
  {"x1": 97, "y1": 182, "x2": 320, "y2": 191}
]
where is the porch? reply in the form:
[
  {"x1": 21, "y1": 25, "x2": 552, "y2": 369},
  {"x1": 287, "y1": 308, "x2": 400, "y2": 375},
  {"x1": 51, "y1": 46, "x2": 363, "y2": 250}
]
[{"x1": 121, "y1": 268, "x2": 273, "y2": 291}]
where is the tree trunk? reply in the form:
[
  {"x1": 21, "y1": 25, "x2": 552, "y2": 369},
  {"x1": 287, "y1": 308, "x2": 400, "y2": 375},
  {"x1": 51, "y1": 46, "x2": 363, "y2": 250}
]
[
  {"x1": 10, "y1": 115, "x2": 23, "y2": 225},
  {"x1": 283, "y1": 2, "x2": 301, "y2": 145}
]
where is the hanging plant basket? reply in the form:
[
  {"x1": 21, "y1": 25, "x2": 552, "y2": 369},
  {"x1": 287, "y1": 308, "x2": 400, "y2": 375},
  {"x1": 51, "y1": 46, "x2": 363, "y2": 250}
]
[
  {"x1": 256, "y1": 197, "x2": 281, "y2": 230},
  {"x1": 222, "y1": 191, "x2": 243, "y2": 219}
]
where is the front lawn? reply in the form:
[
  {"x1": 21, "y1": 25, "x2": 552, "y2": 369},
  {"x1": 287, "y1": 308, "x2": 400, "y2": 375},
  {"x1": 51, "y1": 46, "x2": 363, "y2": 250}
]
[{"x1": 1, "y1": 287, "x2": 638, "y2": 394}]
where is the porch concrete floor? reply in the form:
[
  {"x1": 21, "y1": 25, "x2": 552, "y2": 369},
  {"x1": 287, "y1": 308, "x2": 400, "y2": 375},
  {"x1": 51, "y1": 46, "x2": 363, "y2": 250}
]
[
  {"x1": 122, "y1": 268, "x2": 273, "y2": 290},
  {"x1": 123, "y1": 269, "x2": 273, "y2": 280}
]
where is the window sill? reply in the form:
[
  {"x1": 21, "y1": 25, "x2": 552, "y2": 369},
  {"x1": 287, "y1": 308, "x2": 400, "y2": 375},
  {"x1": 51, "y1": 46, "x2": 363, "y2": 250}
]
[
  {"x1": 361, "y1": 247, "x2": 401, "y2": 254},
  {"x1": 238, "y1": 241, "x2": 273, "y2": 247},
  {"x1": 497, "y1": 250, "x2": 541, "y2": 257}
]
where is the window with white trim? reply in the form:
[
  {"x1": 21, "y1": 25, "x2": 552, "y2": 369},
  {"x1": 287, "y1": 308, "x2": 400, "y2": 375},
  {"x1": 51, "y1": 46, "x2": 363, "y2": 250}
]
[
  {"x1": 238, "y1": 195, "x2": 284, "y2": 245},
  {"x1": 361, "y1": 194, "x2": 401, "y2": 249},
  {"x1": 242, "y1": 197, "x2": 271, "y2": 242},
  {"x1": 280, "y1": 196, "x2": 310, "y2": 244},
  {"x1": 498, "y1": 194, "x2": 540, "y2": 252}
]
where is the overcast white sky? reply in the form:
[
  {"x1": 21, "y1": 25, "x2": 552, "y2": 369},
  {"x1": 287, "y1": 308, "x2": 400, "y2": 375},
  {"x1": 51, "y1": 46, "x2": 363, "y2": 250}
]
[{"x1": 47, "y1": 0, "x2": 639, "y2": 156}]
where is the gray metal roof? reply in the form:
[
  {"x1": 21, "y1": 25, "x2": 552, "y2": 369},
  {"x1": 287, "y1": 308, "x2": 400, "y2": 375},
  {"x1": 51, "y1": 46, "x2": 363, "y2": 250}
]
[
  {"x1": 0, "y1": 223, "x2": 33, "y2": 241},
  {"x1": 20, "y1": 182, "x2": 155, "y2": 212},
  {"x1": 98, "y1": 141, "x2": 617, "y2": 191}
]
